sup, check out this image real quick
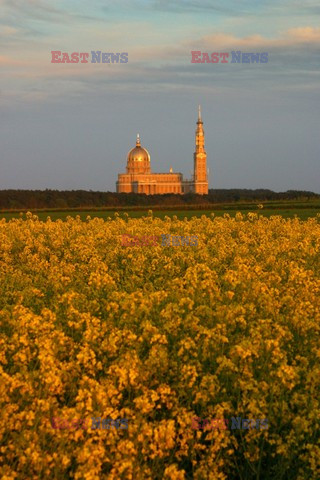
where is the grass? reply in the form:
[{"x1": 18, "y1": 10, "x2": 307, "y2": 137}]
[{"x1": 0, "y1": 199, "x2": 319, "y2": 221}]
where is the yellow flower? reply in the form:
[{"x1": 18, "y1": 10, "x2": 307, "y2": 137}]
[{"x1": 0, "y1": 212, "x2": 319, "y2": 479}]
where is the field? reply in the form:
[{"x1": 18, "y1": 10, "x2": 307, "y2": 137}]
[
  {"x1": 0, "y1": 199, "x2": 319, "y2": 222},
  {"x1": 0, "y1": 211, "x2": 319, "y2": 479}
]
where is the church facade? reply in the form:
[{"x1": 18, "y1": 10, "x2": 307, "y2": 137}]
[{"x1": 116, "y1": 107, "x2": 209, "y2": 195}]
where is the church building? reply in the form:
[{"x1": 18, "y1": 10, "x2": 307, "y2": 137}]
[{"x1": 116, "y1": 107, "x2": 209, "y2": 195}]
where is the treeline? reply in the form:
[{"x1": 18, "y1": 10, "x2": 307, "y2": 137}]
[{"x1": 0, "y1": 189, "x2": 318, "y2": 210}]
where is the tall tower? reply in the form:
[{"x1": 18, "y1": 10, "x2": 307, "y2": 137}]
[{"x1": 193, "y1": 105, "x2": 208, "y2": 194}]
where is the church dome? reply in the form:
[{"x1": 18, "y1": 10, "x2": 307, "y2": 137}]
[
  {"x1": 127, "y1": 134, "x2": 150, "y2": 163},
  {"x1": 126, "y1": 134, "x2": 151, "y2": 174}
]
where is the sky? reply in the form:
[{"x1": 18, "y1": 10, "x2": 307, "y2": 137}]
[{"x1": 0, "y1": 0, "x2": 319, "y2": 193}]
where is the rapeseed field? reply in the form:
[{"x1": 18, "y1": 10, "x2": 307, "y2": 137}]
[{"x1": 0, "y1": 212, "x2": 319, "y2": 479}]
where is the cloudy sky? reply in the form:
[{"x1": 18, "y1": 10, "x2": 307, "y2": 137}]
[{"x1": 0, "y1": 0, "x2": 319, "y2": 192}]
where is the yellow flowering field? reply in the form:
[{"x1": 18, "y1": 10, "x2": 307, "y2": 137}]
[{"x1": 0, "y1": 212, "x2": 319, "y2": 480}]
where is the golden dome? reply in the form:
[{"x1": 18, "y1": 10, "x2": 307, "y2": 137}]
[{"x1": 127, "y1": 134, "x2": 150, "y2": 163}]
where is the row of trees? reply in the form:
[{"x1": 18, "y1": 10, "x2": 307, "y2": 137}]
[{"x1": 0, "y1": 189, "x2": 318, "y2": 210}]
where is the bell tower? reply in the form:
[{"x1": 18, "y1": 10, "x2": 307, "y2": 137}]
[{"x1": 194, "y1": 105, "x2": 208, "y2": 194}]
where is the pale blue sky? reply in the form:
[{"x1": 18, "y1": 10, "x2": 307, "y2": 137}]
[{"x1": 1, "y1": 0, "x2": 319, "y2": 192}]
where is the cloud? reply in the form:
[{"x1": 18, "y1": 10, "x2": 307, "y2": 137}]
[
  {"x1": 152, "y1": 0, "x2": 244, "y2": 15},
  {"x1": 1, "y1": 0, "x2": 103, "y2": 26},
  {"x1": 112, "y1": 26, "x2": 320, "y2": 66},
  {"x1": 287, "y1": 26, "x2": 320, "y2": 42},
  {"x1": 3, "y1": 0, "x2": 63, "y2": 20},
  {"x1": 292, "y1": 1, "x2": 320, "y2": 16},
  {"x1": 0, "y1": 55, "x2": 29, "y2": 66},
  {"x1": 191, "y1": 26, "x2": 320, "y2": 51},
  {"x1": 0, "y1": 26, "x2": 19, "y2": 36},
  {"x1": 1, "y1": 23, "x2": 320, "y2": 106}
]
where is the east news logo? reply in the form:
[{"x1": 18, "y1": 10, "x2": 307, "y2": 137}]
[
  {"x1": 191, "y1": 51, "x2": 268, "y2": 63},
  {"x1": 51, "y1": 51, "x2": 128, "y2": 63}
]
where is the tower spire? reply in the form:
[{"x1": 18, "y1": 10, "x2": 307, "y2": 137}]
[
  {"x1": 193, "y1": 105, "x2": 208, "y2": 194},
  {"x1": 197, "y1": 104, "x2": 203, "y2": 124},
  {"x1": 136, "y1": 133, "x2": 140, "y2": 146}
]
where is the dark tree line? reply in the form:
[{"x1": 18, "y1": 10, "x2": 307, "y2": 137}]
[{"x1": 0, "y1": 189, "x2": 318, "y2": 210}]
